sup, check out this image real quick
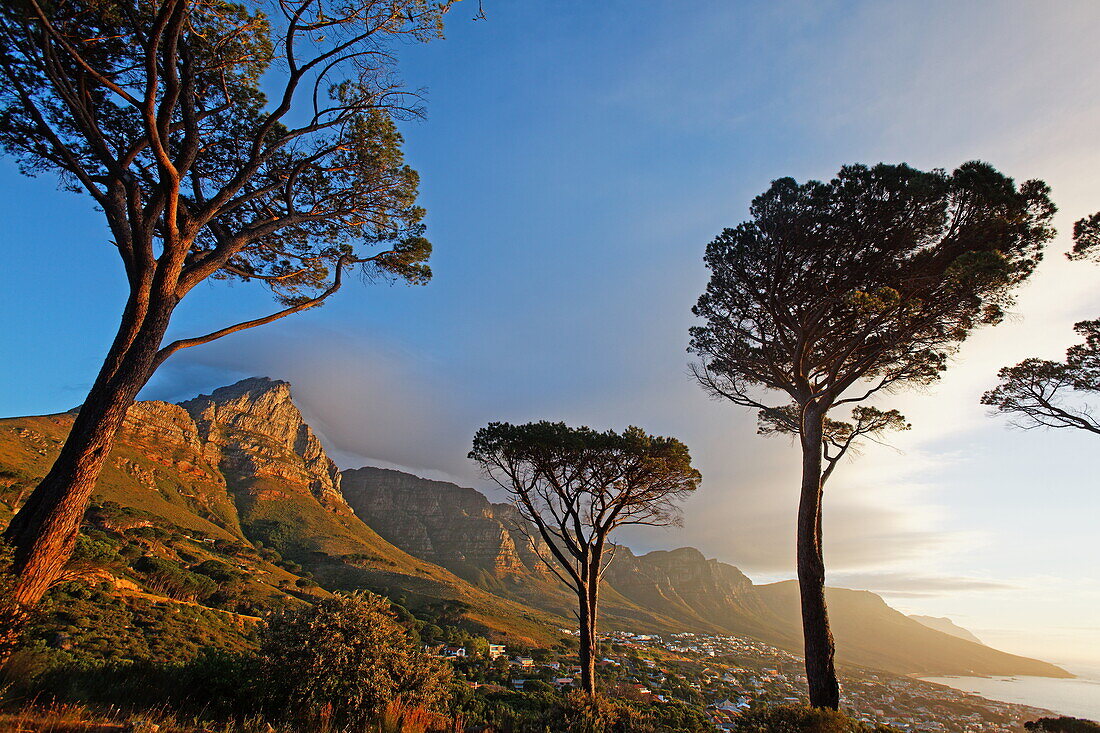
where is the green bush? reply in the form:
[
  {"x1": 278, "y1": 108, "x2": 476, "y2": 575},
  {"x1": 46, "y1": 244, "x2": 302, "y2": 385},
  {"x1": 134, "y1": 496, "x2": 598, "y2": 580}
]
[
  {"x1": 1026, "y1": 718, "x2": 1100, "y2": 733},
  {"x1": 0, "y1": 541, "x2": 30, "y2": 660},
  {"x1": 732, "y1": 704, "x2": 899, "y2": 732},
  {"x1": 259, "y1": 592, "x2": 451, "y2": 728},
  {"x1": 131, "y1": 555, "x2": 218, "y2": 601}
]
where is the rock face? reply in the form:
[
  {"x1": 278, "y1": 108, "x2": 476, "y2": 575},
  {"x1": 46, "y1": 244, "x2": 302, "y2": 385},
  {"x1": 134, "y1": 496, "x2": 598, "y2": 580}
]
[
  {"x1": 179, "y1": 378, "x2": 348, "y2": 513},
  {"x1": 340, "y1": 466, "x2": 552, "y2": 582},
  {"x1": 602, "y1": 546, "x2": 779, "y2": 638}
]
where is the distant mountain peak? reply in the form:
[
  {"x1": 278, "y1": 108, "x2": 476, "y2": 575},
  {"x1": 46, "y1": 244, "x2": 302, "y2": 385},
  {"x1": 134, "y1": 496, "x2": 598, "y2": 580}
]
[{"x1": 909, "y1": 615, "x2": 985, "y2": 646}]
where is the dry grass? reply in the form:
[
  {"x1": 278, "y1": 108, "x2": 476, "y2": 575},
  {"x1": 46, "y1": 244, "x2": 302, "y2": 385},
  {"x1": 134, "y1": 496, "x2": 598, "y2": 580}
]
[{"x1": 0, "y1": 702, "x2": 463, "y2": 733}]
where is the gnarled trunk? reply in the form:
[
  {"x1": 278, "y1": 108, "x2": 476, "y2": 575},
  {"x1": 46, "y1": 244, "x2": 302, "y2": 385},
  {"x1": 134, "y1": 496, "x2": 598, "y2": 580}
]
[
  {"x1": 577, "y1": 563, "x2": 602, "y2": 697},
  {"x1": 797, "y1": 402, "x2": 840, "y2": 709},
  {"x1": 3, "y1": 293, "x2": 175, "y2": 609}
]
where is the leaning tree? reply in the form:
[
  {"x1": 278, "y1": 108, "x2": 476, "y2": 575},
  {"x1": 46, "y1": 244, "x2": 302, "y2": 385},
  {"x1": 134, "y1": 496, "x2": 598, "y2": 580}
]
[
  {"x1": 983, "y1": 211, "x2": 1100, "y2": 435},
  {"x1": 0, "y1": 0, "x2": 454, "y2": 609},
  {"x1": 469, "y1": 421, "x2": 701, "y2": 697},
  {"x1": 689, "y1": 162, "x2": 1055, "y2": 708}
]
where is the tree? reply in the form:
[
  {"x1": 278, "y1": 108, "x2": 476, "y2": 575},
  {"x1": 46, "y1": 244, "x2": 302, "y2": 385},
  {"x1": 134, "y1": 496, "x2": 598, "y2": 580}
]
[
  {"x1": 689, "y1": 162, "x2": 1055, "y2": 708},
  {"x1": 260, "y1": 592, "x2": 451, "y2": 727},
  {"x1": 0, "y1": 0, "x2": 453, "y2": 609},
  {"x1": 983, "y1": 213, "x2": 1100, "y2": 435},
  {"x1": 469, "y1": 421, "x2": 700, "y2": 697}
]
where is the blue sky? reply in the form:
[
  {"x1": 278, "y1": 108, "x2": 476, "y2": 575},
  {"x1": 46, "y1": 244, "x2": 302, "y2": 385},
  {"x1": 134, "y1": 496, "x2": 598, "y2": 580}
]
[{"x1": 2, "y1": 1, "x2": 1099, "y2": 666}]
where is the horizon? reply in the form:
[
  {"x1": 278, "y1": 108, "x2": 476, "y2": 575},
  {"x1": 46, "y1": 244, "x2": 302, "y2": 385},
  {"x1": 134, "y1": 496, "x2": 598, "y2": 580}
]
[{"x1": 2, "y1": 0, "x2": 1098, "y2": 675}]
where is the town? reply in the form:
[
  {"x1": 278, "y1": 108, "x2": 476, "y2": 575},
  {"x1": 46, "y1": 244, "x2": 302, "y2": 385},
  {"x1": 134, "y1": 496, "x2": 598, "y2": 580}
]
[{"x1": 431, "y1": 630, "x2": 1056, "y2": 732}]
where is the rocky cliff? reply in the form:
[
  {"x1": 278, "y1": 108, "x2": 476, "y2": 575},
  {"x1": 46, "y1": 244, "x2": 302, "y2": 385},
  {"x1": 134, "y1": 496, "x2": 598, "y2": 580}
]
[
  {"x1": 0, "y1": 377, "x2": 1071, "y2": 677},
  {"x1": 179, "y1": 379, "x2": 348, "y2": 514},
  {"x1": 0, "y1": 378, "x2": 565, "y2": 645},
  {"x1": 341, "y1": 466, "x2": 553, "y2": 583}
]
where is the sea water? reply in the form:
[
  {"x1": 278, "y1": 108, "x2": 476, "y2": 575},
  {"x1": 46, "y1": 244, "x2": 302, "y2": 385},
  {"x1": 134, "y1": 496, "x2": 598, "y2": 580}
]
[{"x1": 921, "y1": 664, "x2": 1100, "y2": 721}]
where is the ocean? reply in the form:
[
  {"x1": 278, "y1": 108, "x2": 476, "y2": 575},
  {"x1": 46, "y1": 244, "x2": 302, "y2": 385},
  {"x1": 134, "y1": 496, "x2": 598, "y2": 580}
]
[{"x1": 921, "y1": 664, "x2": 1100, "y2": 721}]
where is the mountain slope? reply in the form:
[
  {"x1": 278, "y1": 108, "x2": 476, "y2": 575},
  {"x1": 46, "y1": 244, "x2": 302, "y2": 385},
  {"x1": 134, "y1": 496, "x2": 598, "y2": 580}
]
[
  {"x1": 0, "y1": 379, "x2": 562, "y2": 644},
  {"x1": 754, "y1": 581, "x2": 1067, "y2": 678},
  {"x1": 0, "y1": 377, "x2": 1070, "y2": 678},
  {"x1": 909, "y1": 615, "x2": 984, "y2": 645},
  {"x1": 340, "y1": 465, "x2": 1070, "y2": 678}
]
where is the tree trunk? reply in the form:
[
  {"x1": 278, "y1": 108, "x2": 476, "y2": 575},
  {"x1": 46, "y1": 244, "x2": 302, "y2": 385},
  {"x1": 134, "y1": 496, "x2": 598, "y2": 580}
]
[
  {"x1": 3, "y1": 295, "x2": 175, "y2": 610},
  {"x1": 577, "y1": 581, "x2": 596, "y2": 697},
  {"x1": 797, "y1": 403, "x2": 840, "y2": 709}
]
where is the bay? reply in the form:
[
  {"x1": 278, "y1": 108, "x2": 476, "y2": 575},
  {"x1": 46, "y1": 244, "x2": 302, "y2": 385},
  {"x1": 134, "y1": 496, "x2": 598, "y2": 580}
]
[{"x1": 921, "y1": 665, "x2": 1100, "y2": 721}]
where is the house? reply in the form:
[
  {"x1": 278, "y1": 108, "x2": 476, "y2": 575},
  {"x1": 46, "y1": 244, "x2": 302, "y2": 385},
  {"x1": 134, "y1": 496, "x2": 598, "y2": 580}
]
[
  {"x1": 512, "y1": 656, "x2": 535, "y2": 668},
  {"x1": 488, "y1": 644, "x2": 506, "y2": 659}
]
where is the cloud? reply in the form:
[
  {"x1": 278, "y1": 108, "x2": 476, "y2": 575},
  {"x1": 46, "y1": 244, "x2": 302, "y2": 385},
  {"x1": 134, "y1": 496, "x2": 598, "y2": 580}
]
[{"x1": 828, "y1": 571, "x2": 1017, "y2": 597}]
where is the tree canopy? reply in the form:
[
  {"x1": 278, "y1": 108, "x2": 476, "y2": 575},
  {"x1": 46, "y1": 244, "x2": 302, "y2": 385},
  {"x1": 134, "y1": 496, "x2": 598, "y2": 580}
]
[
  {"x1": 690, "y1": 161, "x2": 1056, "y2": 418},
  {"x1": 469, "y1": 421, "x2": 702, "y2": 583},
  {"x1": 983, "y1": 201, "x2": 1100, "y2": 436},
  {"x1": 0, "y1": 0, "x2": 445, "y2": 358}
]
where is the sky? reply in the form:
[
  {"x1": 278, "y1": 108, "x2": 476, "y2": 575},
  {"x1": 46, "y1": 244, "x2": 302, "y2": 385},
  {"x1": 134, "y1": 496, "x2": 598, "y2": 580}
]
[{"x1": 1, "y1": 0, "x2": 1099, "y2": 667}]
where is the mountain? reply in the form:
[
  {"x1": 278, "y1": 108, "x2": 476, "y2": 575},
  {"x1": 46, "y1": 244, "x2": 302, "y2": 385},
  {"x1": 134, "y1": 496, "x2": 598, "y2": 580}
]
[
  {"x1": 341, "y1": 465, "x2": 1070, "y2": 679},
  {"x1": 909, "y1": 615, "x2": 984, "y2": 645},
  {"x1": 0, "y1": 377, "x2": 1071, "y2": 678},
  {"x1": 0, "y1": 378, "x2": 561, "y2": 645},
  {"x1": 751, "y1": 581, "x2": 1066, "y2": 678}
]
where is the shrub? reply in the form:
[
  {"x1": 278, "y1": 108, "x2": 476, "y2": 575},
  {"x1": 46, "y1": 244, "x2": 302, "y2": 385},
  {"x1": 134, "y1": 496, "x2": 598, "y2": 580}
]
[
  {"x1": 258, "y1": 592, "x2": 451, "y2": 728},
  {"x1": 1026, "y1": 718, "x2": 1100, "y2": 732},
  {"x1": 131, "y1": 555, "x2": 218, "y2": 601},
  {"x1": 733, "y1": 704, "x2": 899, "y2": 732},
  {"x1": 0, "y1": 541, "x2": 30, "y2": 659},
  {"x1": 553, "y1": 692, "x2": 619, "y2": 733}
]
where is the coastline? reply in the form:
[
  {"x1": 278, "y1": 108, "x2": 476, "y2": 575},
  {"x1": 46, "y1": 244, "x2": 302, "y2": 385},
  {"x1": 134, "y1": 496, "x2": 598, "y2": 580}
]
[{"x1": 919, "y1": 665, "x2": 1100, "y2": 721}]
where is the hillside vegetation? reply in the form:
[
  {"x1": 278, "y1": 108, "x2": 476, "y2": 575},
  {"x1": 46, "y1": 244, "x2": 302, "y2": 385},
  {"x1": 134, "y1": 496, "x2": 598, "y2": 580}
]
[{"x1": 0, "y1": 378, "x2": 1069, "y2": 680}]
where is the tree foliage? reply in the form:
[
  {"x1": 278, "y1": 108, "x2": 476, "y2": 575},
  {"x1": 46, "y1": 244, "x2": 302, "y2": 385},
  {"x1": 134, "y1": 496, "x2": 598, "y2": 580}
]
[
  {"x1": 757, "y1": 404, "x2": 911, "y2": 482},
  {"x1": 0, "y1": 0, "x2": 445, "y2": 363},
  {"x1": 259, "y1": 592, "x2": 451, "y2": 728},
  {"x1": 690, "y1": 162, "x2": 1055, "y2": 419},
  {"x1": 469, "y1": 421, "x2": 701, "y2": 594},
  {"x1": 985, "y1": 204, "x2": 1100, "y2": 436},
  {"x1": 982, "y1": 319, "x2": 1100, "y2": 435}
]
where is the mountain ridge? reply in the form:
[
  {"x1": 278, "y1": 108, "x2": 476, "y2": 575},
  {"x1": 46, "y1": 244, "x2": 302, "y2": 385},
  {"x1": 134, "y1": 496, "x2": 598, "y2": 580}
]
[
  {"x1": 0, "y1": 376, "x2": 1070, "y2": 679},
  {"x1": 337, "y1": 462, "x2": 1069, "y2": 678}
]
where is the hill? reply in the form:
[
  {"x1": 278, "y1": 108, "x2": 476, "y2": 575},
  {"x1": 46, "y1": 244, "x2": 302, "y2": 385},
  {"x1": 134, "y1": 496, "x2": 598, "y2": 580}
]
[
  {"x1": 909, "y1": 615, "x2": 984, "y2": 645},
  {"x1": 342, "y1": 465, "x2": 1070, "y2": 678},
  {"x1": 0, "y1": 378, "x2": 563, "y2": 647},
  {"x1": 0, "y1": 377, "x2": 1071, "y2": 679}
]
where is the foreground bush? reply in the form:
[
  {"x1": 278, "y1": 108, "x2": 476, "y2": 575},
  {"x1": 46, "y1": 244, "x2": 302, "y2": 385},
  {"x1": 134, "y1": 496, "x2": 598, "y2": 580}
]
[
  {"x1": 1026, "y1": 718, "x2": 1100, "y2": 732},
  {"x1": 732, "y1": 704, "x2": 899, "y2": 732},
  {"x1": 260, "y1": 592, "x2": 452, "y2": 728}
]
